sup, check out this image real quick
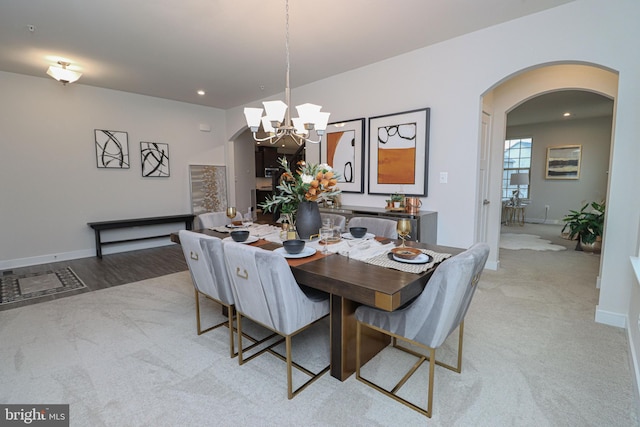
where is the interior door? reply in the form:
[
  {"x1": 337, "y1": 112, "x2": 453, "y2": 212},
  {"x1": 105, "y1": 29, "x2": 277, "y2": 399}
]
[{"x1": 476, "y1": 111, "x2": 492, "y2": 243}]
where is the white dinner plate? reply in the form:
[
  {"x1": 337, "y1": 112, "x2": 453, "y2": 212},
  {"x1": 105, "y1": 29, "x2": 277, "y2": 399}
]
[
  {"x1": 223, "y1": 235, "x2": 259, "y2": 244},
  {"x1": 392, "y1": 253, "x2": 432, "y2": 264},
  {"x1": 341, "y1": 232, "x2": 375, "y2": 240},
  {"x1": 274, "y1": 246, "x2": 317, "y2": 259}
]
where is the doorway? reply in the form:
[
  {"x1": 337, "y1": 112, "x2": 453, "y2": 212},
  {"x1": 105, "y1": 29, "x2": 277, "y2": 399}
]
[{"x1": 478, "y1": 63, "x2": 618, "y2": 273}]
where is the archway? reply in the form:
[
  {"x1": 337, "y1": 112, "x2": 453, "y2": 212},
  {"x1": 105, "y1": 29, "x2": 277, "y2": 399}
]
[{"x1": 478, "y1": 63, "x2": 618, "y2": 274}]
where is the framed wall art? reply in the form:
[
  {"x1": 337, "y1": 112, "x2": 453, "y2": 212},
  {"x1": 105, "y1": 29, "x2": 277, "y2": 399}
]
[
  {"x1": 189, "y1": 165, "x2": 228, "y2": 215},
  {"x1": 140, "y1": 142, "x2": 170, "y2": 177},
  {"x1": 368, "y1": 108, "x2": 430, "y2": 196},
  {"x1": 94, "y1": 129, "x2": 130, "y2": 169},
  {"x1": 545, "y1": 145, "x2": 581, "y2": 179},
  {"x1": 320, "y1": 118, "x2": 365, "y2": 193}
]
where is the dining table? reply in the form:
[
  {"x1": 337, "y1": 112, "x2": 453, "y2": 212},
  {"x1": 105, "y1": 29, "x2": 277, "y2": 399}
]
[{"x1": 170, "y1": 224, "x2": 462, "y2": 381}]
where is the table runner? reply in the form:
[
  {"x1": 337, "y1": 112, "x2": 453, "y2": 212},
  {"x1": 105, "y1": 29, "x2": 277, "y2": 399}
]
[{"x1": 219, "y1": 226, "x2": 451, "y2": 273}]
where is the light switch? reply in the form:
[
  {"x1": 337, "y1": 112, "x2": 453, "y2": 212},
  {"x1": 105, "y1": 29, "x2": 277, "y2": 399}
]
[{"x1": 439, "y1": 172, "x2": 448, "y2": 184}]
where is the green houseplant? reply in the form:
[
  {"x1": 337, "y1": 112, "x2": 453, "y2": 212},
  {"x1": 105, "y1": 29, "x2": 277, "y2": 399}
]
[{"x1": 561, "y1": 201, "x2": 605, "y2": 251}]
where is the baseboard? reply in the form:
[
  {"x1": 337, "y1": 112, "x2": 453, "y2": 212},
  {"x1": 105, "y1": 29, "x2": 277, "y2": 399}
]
[
  {"x1": 485, "y1": 260, "x2": 499, "y2": 271},
  {"x1": 626, "y1": 318, "x2": 640, "y2": 419},
  {"x1": 524, "y1": 218, "x2": 563, "y2": 225},
  {"x1": 0, "y1": 249, "x2": 94, "y2": 271},
  {"x1": 0, "y1": 239, "x2": 175, "y2": 271},
  {"x1": 595, "y1": 305, "x2": 627, "y2": 328}
]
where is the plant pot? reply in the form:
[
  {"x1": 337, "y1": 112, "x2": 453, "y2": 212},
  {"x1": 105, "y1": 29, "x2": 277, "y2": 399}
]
[
  {"x1": 579, "y1": 236, "x2": 602, "y2": 254},
  {"x1": 295, "y1": 201, "x2": 322, "y2": 240}
]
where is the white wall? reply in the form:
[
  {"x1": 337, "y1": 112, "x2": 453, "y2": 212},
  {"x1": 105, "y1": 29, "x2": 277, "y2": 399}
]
[
  {"x1": 0, "y1": 71, "x2": 227, "y2": 268},
  {"x1": 226, "y1": 0, "x2": 640, "y2": 331},
  {"x1": 506, "y1": 116, "x2": 612, "y2": 223}
]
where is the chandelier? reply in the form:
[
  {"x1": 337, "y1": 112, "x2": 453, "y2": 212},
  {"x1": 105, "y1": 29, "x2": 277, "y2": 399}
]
[
  {"x1": 46, "y1": 61, "x2": 82, "y2": 85},
  {"x1": 243, "y1": 0, "x2": 330, "y2": 146}
]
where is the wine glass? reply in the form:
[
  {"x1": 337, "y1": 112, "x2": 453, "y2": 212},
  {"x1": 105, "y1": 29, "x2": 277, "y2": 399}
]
[
  {"x1": 226, "y1": 207, "x2": 237, "y2": 223},
  {"x1": 320, "y1": 226, "x2": 333, "y2": 253},
  {"x1": 397, "y1": 219, "x2": 411, "y2": 247}
]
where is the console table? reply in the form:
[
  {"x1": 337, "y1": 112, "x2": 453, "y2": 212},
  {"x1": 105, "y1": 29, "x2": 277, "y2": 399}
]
[
  {"x1": 319, "y1": 205, "x2": 437, "y2": 244},
  {"x1": 88, "y1": 214, "x2": 194, "y2": 258}
]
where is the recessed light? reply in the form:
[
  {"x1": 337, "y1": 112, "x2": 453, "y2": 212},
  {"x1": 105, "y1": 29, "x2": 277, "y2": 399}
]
[
  {"x1": 197, "y1": 90, "x2": 205, "y2": 96},
  {"x1": 563, "y1": 112, "x2": 571, "y2": 117}
]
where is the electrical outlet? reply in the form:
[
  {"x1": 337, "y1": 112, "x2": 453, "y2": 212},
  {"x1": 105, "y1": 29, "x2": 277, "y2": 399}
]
[
  {"x1": 545, "y1": 205, "x2": 550, "y2": 210},
  {"x1": 439, "y1": 172, "x2": 448, "y2": 184}
]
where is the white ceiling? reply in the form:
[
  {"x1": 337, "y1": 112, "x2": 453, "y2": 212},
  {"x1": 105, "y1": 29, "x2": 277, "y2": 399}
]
[
  {"x1": 0, "y1": 0, "x2": 575, "y2": 110},
  {"x1": 507, "y1": 90, "x2": 614, "y2": 126}
]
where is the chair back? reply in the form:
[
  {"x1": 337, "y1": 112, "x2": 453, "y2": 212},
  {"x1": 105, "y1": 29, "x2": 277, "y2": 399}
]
[
  {"x1": 320, "y1": 213, "x2": 346, "y2": 232},
  {"x1": 179, "y1": 230, "x2": 234, "y2": 304},
  {"x1": 403, "y1": 243, "x2": 489, "y2": 348},
  {"x1": 348, "y1": 216, "x2": 398, "y2": 239},
  {"x1": 195, "y1": 211, "x2": 241, "y2": 229},
  {"x1": 224, "y1": 243, "x2": 329, "y2": 335}
]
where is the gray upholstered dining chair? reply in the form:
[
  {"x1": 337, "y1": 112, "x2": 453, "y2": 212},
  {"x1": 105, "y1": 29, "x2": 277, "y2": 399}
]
[
  {"x1": 320, "y1": 213, "x2": 347, "y2": 232},
  {"x1": 355, "y1": 243, "x2": 490, "y2": 418},
  {"x1": 179, "y1": 230, "x2": 238, "y2": 357},
  {"x1": 195, "y1": 211, "x2": 241, "y2": 230},
  {"x1": 348, "y1": 216, "x2": 398, "y2": 239},
  {"x1": 223, "y1": 242, "x2": 330, "y2": 399}
]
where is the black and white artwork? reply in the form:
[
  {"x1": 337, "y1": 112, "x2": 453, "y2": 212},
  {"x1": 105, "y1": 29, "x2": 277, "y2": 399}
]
[
  {"x1": 140, "y1": 142, "x2": 170, "y2": 177},
  {"x1": 95, "y1": 129, "x2": 130, "y2": 169}
]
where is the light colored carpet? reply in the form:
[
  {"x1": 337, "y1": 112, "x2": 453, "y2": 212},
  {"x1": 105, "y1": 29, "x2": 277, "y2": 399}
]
[
  {"x1": 500, "y1": 233, "x2": 567, "y2": 251},
  {"x1": 0, "y1": 230, "x2": 637, "y2": 426}
]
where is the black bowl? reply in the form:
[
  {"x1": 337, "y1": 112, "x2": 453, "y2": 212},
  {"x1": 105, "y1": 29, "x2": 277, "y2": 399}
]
[
  {"x1": 349, "y1": 227, "x2": 367, "y2": 238},
  {"x1": 283, "y1": 239, "x2": 305, "y2": 254},
  {"x1": 230, "y1": 230, "x2": 250, "y2": 242}
]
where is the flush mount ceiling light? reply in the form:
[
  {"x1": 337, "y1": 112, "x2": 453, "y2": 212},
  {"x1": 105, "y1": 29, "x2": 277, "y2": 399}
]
[
  {"x1": 46, "y1": 61, "x2": 82, "y2": 85},
  {"x1": 243, "y1": 0, "x2": 330, "y2": 146}
]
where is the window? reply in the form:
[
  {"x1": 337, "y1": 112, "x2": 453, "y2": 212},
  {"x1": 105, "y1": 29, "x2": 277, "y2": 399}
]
[{"x1": 503, "y1": 137, "x2": 532, "y2": 200}]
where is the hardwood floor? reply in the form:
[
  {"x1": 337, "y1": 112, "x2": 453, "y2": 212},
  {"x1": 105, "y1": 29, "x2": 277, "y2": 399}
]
[{"x1": 1, "y1": 244, "x2": 188, "y2": 312}]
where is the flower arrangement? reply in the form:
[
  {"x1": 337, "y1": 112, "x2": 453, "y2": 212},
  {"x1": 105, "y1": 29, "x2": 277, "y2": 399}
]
[{"x1": 260, "y1": 157, "x2": 341, "y2": 223}]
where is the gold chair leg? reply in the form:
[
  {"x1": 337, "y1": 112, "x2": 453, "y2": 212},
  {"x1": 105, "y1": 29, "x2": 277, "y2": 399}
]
[
  {"x1": 286, "y1": 335, "x2": 293, "y2": 399},
  {"x1": 237, "y1": 314, "x2": 244, "y2": 365},
  {"x1": 235, "y1": 315, "x2": 329, "y2": 399},
  {"x1": 356, "y1": 320, "x2": 441, "y2": 418}
]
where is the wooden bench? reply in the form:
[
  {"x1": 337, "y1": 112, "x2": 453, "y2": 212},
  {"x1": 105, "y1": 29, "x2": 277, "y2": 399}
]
[{"x1": 87, "y1": 214, "x2": 195, "y2": 258}]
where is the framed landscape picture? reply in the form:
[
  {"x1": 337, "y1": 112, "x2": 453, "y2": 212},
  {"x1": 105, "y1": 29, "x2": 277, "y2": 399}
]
[
  {"x1": 545, "y1": 145, "x2": 581, "y2": 179},
  {"x1": 320, "y1": 118, "x2": 365, "y2": 193},
  {"x1": 368, "y1": 108, "x2": 430, "y2": 196}
]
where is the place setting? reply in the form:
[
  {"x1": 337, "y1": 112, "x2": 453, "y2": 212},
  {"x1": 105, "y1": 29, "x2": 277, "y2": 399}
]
[{"x1": 364, "y1": 219, "x2": 451, "y2": 273}]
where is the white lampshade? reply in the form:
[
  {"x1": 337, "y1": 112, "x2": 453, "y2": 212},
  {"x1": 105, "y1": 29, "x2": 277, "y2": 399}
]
[
  {"x1": 314, "y1": 112, "x2": 331, "y2": 134},
  {"x1": 296, "y1": 103, "x2": 322, "y2": 126},
  {"x1": 261, "y1": 117, "x2": 275, "y2": 134},
  {"x1": 243, "y1": 107, "x2": 263, "y2": 131},
  {"x1": 510, "y1": 172, "x2": 529, "y2": 186},
  {"x1": 291, "y1": 118, "x2": 309, "y2": 135},
  {"x1": 263, "y1": 100, "x2": 288, "y2": 124},
  {"x1": 46, "y1": 63, "x2": 82, "y2": 84}
]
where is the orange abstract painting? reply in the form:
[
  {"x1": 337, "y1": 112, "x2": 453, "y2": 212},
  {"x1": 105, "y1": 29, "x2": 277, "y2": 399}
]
[{"x1": 378, "y1": 148, "x2": 416, "y2": 184}]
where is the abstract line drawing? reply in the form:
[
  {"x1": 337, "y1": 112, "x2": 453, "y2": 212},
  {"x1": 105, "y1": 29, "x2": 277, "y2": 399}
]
[
  {"x1": 140, "y1": 142, "x2": 170, "y2": 177},
  {"x1": 327, "y1": 129, "x2": 356, "y2": 183},
  {"x1": 377, "y1": 122, "x2": 417, "y2": 184},
  {"x1": 94, "y1": 130, "x2": 130, "y2": 169},
  {"x1": 320, "y1": 118, "x2": 365, "y2": 193},
  {"x1": 368, "y1": 108, "x2": 429, "y2": 197}
]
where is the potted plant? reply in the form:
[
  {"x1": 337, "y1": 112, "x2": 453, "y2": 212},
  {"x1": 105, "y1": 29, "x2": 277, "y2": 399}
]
[
  {"x1": 390, "y1": 193, "x2": 404, "y2": 208},
  {"x1": 561, "y1": 201, "x2": 605, "y2": 252}
]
